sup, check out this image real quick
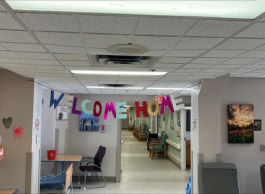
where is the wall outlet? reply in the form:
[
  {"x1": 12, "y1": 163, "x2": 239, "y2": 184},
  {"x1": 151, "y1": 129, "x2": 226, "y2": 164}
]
[
  {"x1": 260, "y1": 144, "x2": 265, "y2": 152},
  {"x1": 51, "y1": 168, "x2": 54, "y2": 173}
]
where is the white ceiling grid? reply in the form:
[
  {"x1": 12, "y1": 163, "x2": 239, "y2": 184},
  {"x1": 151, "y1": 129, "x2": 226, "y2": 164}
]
[{"x1": 0, "y1": 1, "x2": 265, "y2": 95}]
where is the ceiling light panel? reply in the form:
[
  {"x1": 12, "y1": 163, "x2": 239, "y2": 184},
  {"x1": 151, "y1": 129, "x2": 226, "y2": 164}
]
[
  {"x1": 7, "y1": 1, "x2": 265, "y2": 19},
  {"x1": 166, "y1": 50, "x2": 206, "y2": 57},
  {"x1": 186, "y1": 20, "x2": 249, "y2": 37},
  {"x1": 34, "y1": 32, "x2": 83, "y2": 47},
  {"x1": 0, "y1": 30, "x2": 37, "y2": 43},
  {"x1": 18, "y1": 13, "x2": 79, "y2": 32},
  {"x1": 135, "y1": 18, "x2": 195, "y2": 36},
  {"x1": 79, "y1": 15, "x2": 135, "y2": 34},
  {"x1": 71, "y1": 70, "x2": 167, "y2": 75},
  {"x1": 147, "y1": 87, "x2": 191, "y2": 90},
  {"x1": 174, "y1": 37, "x2": 223, "y2": 50},
  {"x1": 45, "y1": 45, "x2": 86, "y2": 54},
  {"x1": 84, "y1": 34, "x2": 129, "y2": 48},
  {"x1": 1, "y1": 43, "x2": 46, "y2": 52},
  {"x1": 133, "y1": 36, "x2": 178, "y2": 50}
]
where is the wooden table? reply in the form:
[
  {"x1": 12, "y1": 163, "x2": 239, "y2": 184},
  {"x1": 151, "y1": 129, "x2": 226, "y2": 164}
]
[
  {"x1": 41, "y1": 155, "x2": 83, "y2": 189},
  {"x1": 0, "y1": 190, "x2": 18, "y2": 194}
]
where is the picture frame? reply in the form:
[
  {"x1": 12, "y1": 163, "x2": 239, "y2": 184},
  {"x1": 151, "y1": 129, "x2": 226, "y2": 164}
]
[
  {"x1": 254, "y1": 119, "x2": 262, "y2": 131},
  {"x1": 56, "y1": 105, "x2": 68, "y2": 120},
  {"x1": 170, "y1": 112, "x2": 174, "y2": 130}
]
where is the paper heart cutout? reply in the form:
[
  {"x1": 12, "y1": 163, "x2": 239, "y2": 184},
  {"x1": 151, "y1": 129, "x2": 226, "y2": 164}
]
[
  {"x1": 3, "y1": 117, "x2": 12, "y2": 129},
  {"x1": 13, "y1": 127, "x2": 23, "y2": 139}
]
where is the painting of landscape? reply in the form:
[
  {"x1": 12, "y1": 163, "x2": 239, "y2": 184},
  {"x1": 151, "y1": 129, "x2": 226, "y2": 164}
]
[
  {"x1": 228, "y1": 104, "x2": 254, "y2": 143},
  {"x1": 79, "y1": 112, "x2": 99, "y2": 132}
]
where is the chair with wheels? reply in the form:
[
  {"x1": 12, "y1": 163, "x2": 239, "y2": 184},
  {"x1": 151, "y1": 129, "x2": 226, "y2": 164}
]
[{"x1": 79, "y1": 145, "x2": 106, "y2": 190}]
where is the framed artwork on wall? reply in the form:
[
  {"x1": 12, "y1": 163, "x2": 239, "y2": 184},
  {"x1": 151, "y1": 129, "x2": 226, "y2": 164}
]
[
  {"x1": 56, "y1": 106, "x2": 68, "y2": 120},
  {"x1": 79, "y1": 112, "x2": 99, "y2": 132},
  {"x1": 254, "y1": 119, "x2": 262, "y2": 131},
  {"x1": 228, "y1": 104, "x2": 254, "y2": 143}
]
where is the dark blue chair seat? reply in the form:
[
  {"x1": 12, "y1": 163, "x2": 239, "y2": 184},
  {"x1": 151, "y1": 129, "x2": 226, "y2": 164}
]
[{"x1": 79, "y1": 165, "x2": 101, "y2": 172}]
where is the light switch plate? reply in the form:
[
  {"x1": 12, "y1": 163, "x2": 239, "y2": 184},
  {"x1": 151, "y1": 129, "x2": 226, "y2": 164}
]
[
  {"x1": 36, "y1": 134, "x2": 40, "y2": 145},
  {"x1": 260, "y1": 144, "x2": 265, "y2": 152}
]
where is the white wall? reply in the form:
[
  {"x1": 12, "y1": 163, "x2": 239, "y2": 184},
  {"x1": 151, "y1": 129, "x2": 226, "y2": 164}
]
[
  {"x1": 41, "y1": 89, "x2": 56, "y2": 175},
  {"x1": 221, "y1": 78, "x2": 265, "y2": 194}
]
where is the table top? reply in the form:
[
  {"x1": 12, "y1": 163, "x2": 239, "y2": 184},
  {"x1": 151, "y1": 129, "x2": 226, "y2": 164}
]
[
  {"x1": 42, "y1": 155, "x2": 83, "y2": 163},
  {"x1": 0, "y1": 189, "x2": 18, "y2": 194}
]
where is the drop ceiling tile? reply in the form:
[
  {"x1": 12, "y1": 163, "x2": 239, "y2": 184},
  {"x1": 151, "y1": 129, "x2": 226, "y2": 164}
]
[
  {"x1": 175, "y1": 68, "x2": 201, "y2": 73},
  {"x1": 65, "y1": 66, "x2": 92, "y2": 70},
  {"x1": 0, "y1": 5, "x2": 6, "y2": 11},
  {"x1": 236, "y1": 72, "x2": 263, "y2": 77},
  {"x1": 238, "y1": 51, "x2": 265, "y2": 58},
  {"x1": 87, "y1": 48, "x2": 166, "y2": 56},
  {"x1": 135, "y1": 18, "x2": 195, "y2": 36},
  {"x1": 202, "y1": 50, "x2": 246, "y2": 58},
  {"x1": 0, "y1": 30, "x2": 37, "y2": 43},
  {"x1": 0, "y1": 58, "x2": 29, "y2": 64},
  {"x1": 159, "y1": 57, "x2": 193, "y2": 64},
  {"x1": 201, "y1": 69, "x2": 229, "y2": 73},
  {"x1": 166, "y1": 50, "x2": 206, "y2": 57},
  {"x1": 61, "y1": 61, "x2": 91, "y2": 66},
  {"x1": 28, "y1": 59, "x2": 60, "y2": 65},
  {"x1": 236, "y1": 23, "x2": 265, "y2": 38},
  {"x1": 43, "y1": 69, "x2": 68, "y2": 73},
  {"x1": 248, "y1": 69, "x2": 265, "y2": 73},
  {"x1": 79, "y1": 15, "x2": 135, "y2": 34},
  {"x1": 0, "y1": 51, "x2": 20, "y2": 58},
  {"x1": 18, "y1": 13, "x2": 79, "y2": 32},
  {"x1": 46, "y1": 45, "x2": 86, "y2": 54},
  {"x1": 1, "y1": 43, "x2": 46, "y2": 52},
  {"x1": 54, "y1": 54, "x2": 88, "y2": 61},
  {"x1": 216, "y1": 39, "x2": 265, "y2": 50},
  {"x1": 35, "y1": 32, "x2": 83, "y2": 47},
  {"x1": 114, "y1": 90, "x2": 127, "y2": 94},
  {"x1": 222, "y1": 58, "x2": 260, "y2": 65},
  {"x1": 0, "y1": 12, "x2": 24, "y2": 30},
  {"x1": 133, "y1": 36, "x2": 178, "y2": 50},
  {"x1": 37, "y1": 65, "x2": 65, "y2": 70},
  {"x1": 16, "y1": 52, "x2": 54, "y2": 60},
  {"x1": 0, "y1": 45, "x2": 7, "y2": 50},
  {"x1": 153, "y1": 63, "x2": 183, "y2": 69},
  {"x1": 169, "y1": 72, "x2": 194, "y2": 76},
  {"x1": 255, "y1": 45, "x2": 265, "y2": 50},
  {"x1": 6, "y1": 64, "x2": 36, "y2": 68},
  {"x1": 244, "y1": 64, "x2": 265, "y2": 69},
  {"x1": 12, "y1": 68, "x2": 43, "y2": 73},
  {"x1": 186, "y1": 20, "x2": 249, "y2": 37},
  {"x1": 182, "y1": 64, "x2": 213, "y2": 68},
  {"x1": 211, "y1": 64, "x2": 242, "y2": 69},
  {"x1": 153, "y1": 68, "x2": 178, "y2": 73},
  {"x1": 174, "y1": 37, "x2": 223, "y2": 50},
  {"x1": 101, "y1": 90, "x2": 114, "y2": 94},
  {"x1": 84, "y1": 34, "x2": 129, "y2": 48},
  {"x1": 190, "y1": 57, "x2": 228, "y2": 64},
  {"x1": 193, "y1": 72, "x2": 216, "y2": 76}
]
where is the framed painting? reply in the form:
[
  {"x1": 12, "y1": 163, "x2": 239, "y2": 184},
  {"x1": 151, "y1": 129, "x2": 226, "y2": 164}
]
[
  {"x1": 228, "y1": 104, "x2": 254, "y2": 143},
  {"x1": 254, "y1": 119, "x2": 262, "y2": 131},
  {"x1": 79, "y1": 112, "x2": 99, "y2": 132}
]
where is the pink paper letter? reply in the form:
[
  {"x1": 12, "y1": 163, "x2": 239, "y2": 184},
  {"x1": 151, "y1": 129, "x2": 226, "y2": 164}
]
[
  {"x1": 160, "y1": 96, "x2": 174, "y2": 114},
  {"x1": 104, "y1": 101, "x2": 116, "y2": 120}
]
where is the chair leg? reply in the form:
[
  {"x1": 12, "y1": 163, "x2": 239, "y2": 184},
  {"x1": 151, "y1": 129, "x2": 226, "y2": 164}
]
[
  {"x1": 78, "y1": 169, "x2": 81, "y2": 185},
  {"x1": 96, "y1": 172, "x2": 99, "y2": 181},
  {"x1": 84, "y1": 170, "x2": 87, "y2": 190},
  {"x1": 149, "y1": 150, "x2": 151, "y2": 157},
  {"x1": 101, "y1": 170, "x2": 107, "y2": 188},
  {"x1": 152, "y1": 149, "x2": 154, "y2": 159}
]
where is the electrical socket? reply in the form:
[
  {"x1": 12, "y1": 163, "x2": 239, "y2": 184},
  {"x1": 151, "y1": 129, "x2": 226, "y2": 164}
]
[
  {"x1": 51, "y1": 168, "x2": 54, "y2": 173},
  {"x1": 260, "y1": 144, "x2": 265, "y2": 152}
]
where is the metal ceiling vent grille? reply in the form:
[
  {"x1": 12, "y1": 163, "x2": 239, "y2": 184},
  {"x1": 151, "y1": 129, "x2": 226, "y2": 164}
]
[
  {"x1": 90, "y1": 55, "x2": 158, "y2": 68},
  {"x1": 100, "y1": 84, "x2": 132, "y2": 88}
]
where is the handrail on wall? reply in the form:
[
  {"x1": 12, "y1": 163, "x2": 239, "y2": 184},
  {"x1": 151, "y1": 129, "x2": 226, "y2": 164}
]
[{"x1": 166, "y1": 139, "x2": 181, "y2": 149}]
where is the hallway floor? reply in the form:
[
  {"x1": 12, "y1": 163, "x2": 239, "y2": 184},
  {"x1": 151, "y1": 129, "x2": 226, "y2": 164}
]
[{"x1": 74, "y1": 129, "x2": 190, "y2": 193}]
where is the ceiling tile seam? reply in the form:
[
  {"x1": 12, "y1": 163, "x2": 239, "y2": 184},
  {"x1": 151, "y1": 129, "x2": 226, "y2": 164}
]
[
  {"x1": 0, "y1": 1, "x2": 86, "y2": 94},
  {"x1": 173, "y1": 13, "x2": 265, "y2": 83},
  {"x1": 135, "y1": 19, "x2": 200, "y2": 95},
  {"x1": 128, "y1": 16, "x2": 140, "y2": 43}
]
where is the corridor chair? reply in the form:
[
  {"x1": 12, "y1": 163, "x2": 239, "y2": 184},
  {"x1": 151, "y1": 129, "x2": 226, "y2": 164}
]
[
  {"x1": 138, "y1": 125, "x2": 150, "y2": 141},
  {"x1": 149, "y1": 133, "x2": 167, "y2": 159},
  {"x1": 198, "y1": 163, "x2": 240, "y2": 194},
  {"x1": 150, "y1": 131, "x2": 165, "y2": 143},
  {"x1": 147, "y1": 132, "x2": 158, "y2": 151},
  {"x1": 128, "y1": 120, "x2": 135, "y2": 131},
  {"x1": 260, "y1": 164, "x2": 265, "y2": 194},
  {"x1": 40, "y1": 163, "x2": 73, "y2": 194},
  {"x1": 78, "y1": 145, "x2": 106, "y2": 190}
]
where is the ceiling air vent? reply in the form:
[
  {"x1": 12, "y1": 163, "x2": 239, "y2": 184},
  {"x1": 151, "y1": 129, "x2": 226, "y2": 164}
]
[
  {"x1": 100, "y1": 84, "x2": 132, "y2": 88},
  {"x1": 90, "y1": 55, "x2": 158, "y2": 68}
]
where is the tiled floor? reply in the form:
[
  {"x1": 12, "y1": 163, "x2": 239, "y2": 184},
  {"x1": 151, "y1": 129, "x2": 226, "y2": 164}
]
[{"x1": 73, "y1": 130, "x2": 190, "y2": 193}]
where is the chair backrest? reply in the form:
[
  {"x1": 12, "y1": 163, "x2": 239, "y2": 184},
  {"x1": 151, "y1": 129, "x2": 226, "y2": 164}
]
[
  {"x1": 260, "y1": 165, "x2": 265, "y2": 194},
  {"x1": 94, "y1": 145, "x2": 106, "y2": 167},
  {"x1": 146, "y1": 125, "x2": 149, "y2": 132},
  {"x1": 198, "y1": 163, "x2": 240, "y2": 194},
  {"x1": 161, "y1": 133, "x2": 167, "y2": 143},
  {"x1": 160, "y1": 131, "x2": 165, "y2": 141}
]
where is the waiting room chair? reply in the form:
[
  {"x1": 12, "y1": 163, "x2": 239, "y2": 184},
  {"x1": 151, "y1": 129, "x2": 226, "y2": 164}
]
[
  {"x1": 149, "y1": 133, "x2": 167, "y2": 159},
  {"x1": 79, "y1": 145, "x2": 106, "y2": 190},
  {"x1": 260, "y1": 164, "x2": 265, "y2": 194},
  {"x1": 198, "y1": 163, "x2": 240, "y2": 194},
  {"x1": 147, "y1": 132, "x2": 158, "y2": 151},
  {"x1": 128, "y1": 120, "x2": 135, "y2": 131},
  {"x1": 138, "y1": 125, "x2": 149, "y2": 141},
  {"x1": 150, "y1": 131, "x2": 165, "y2": 143}
]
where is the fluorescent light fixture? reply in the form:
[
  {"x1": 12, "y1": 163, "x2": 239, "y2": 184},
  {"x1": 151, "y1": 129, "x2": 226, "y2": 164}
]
[
  {"x1": 146, "y1": 87, "x2": 191, "y2": 91},
  {"x1": 72, "y1": 70, "x2": 166, "y2": 76},
  {"x1": 6, "y1": 1, "x2": 265, "y2": 19},
  {"x1": 87, "y1": 86, "x2": 143, "y2": 90}
]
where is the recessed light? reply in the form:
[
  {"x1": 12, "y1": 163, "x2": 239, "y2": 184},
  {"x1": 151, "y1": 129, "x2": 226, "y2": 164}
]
[
  {"x1": 6, "y1": 1, "x2": 265, "y2": 19},
  {"x1": 72, "y1": 70, "x2": 167, "y2": 76},
  {"x1": 146, "y1": 87, "x2": 191, "y2": 90},
  {"x1": 87, "y1": 86, "x2": 143, "y2": 90}
]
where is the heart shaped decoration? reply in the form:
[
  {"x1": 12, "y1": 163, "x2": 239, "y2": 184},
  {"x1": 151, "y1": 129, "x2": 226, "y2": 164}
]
[
  {"x1": 13, "y1": 127, "x2": 23, "y2": 139},
  {"x1": 3, "y1": 117, "x2": 12, "y2": 129}
]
